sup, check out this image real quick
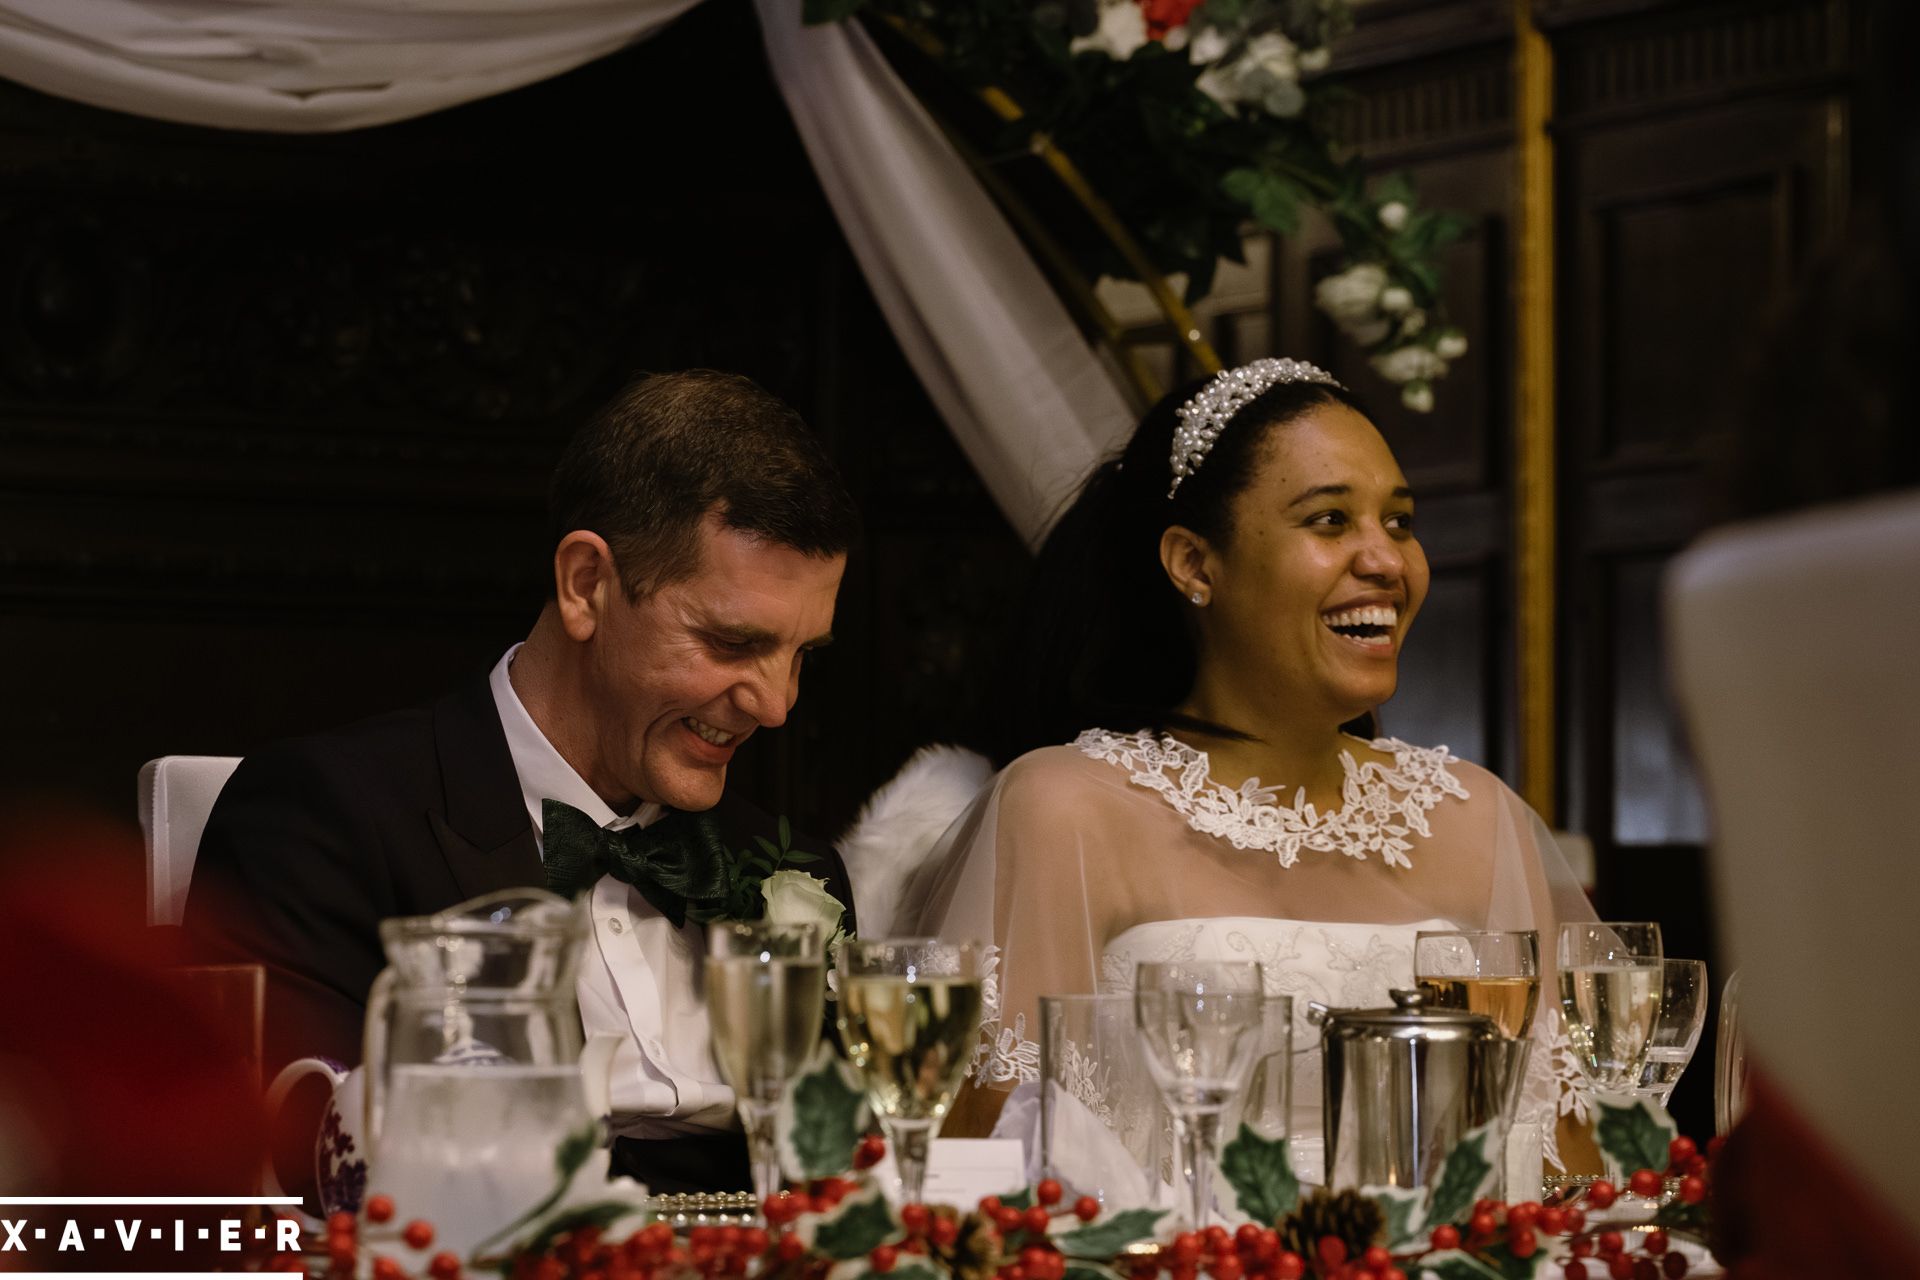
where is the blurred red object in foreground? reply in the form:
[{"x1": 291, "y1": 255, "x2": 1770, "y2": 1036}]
[
  {"x1": 0, "y1": 807, "x2": 264, "y2": 1198},
  {"x1": 1715, "y1": 1067, "x2": 1920, "y2": 1280}
]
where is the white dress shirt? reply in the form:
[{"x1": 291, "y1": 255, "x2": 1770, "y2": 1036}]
[{"x1": 488, "y1": 645, "x2": 739, "y2": 1138}]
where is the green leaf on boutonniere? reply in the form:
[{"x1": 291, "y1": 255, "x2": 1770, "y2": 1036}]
[
  {"x1": 781, "y1": 1047, "x2": 870, "y2": 1181},
  {"x1": 1365, "y1": 1184, "x2": 1426, "y2": 1248},
  {"x1": 1220, "y1": 1125, "x2": 1299, "y2": 1224},
  {"x1": 1591, "y1": 1093, "x2": 1678, "y2": 1176},
  {"x1": 1053, "y1": 1208, "x2": 1167, "y2": 1259},
  {"x1": 810, "y1": 1190, "x2": 901, "y2": 1260},
  {"x1": 1424, "y1": 1120, "x2": 1500, "y2": 1229}
]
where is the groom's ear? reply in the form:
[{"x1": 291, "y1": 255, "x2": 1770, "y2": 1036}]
[
  {"x1": 1159, "y1": 524, "x2": 1215, "y2": 600},
  {"x1": 553, "y1": 530, "x2": 618, "y2": 641}
]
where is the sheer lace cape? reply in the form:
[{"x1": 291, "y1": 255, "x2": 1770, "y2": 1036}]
[{"x1": 910, "y1": 730, "x2": 1597, "y2": 1157}]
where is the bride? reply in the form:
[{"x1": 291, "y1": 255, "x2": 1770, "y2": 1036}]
[{"x1": 913, "y1": 358, "x2": 1593, "y2": 1168}]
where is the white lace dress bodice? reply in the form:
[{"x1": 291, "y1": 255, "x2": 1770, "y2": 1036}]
[{"x1": 915, "y1": 726, "x2": 1595, "y2": 1168}]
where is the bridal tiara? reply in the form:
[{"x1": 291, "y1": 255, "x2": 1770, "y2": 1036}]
[{"x1": 1167, "y1": 357, "x2": 1344, "y2": 498}]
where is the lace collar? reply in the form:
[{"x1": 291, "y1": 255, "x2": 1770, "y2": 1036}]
[{"x1": 1073, "y1": 727, "x2": 1469, "y2": 870}]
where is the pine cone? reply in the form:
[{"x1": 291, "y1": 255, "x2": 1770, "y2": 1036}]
[
  {"x1": 932, "y1": 1210, "x2": 1003, "y2": 1280},
  {"x1": 1276, "y1": 1188, "x2": 1384, "y2": 1261}
]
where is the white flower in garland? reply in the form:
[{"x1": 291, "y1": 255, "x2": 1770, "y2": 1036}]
[
  {"x1": 1371, "y1": 344, "x2": 1449, "y2": 385},
  {"x1": 1070, "y1": 1, "x2": 1149, "y2": 60},
  {"x1": 1314, "y1": 261, "x2": 1388, "y2": 327}
]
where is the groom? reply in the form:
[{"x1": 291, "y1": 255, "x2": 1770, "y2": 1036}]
[{"x1": 185, "y1": 369, "x2": 861, "y2": 1194}]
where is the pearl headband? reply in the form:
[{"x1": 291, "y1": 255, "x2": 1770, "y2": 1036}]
[{"x1": 1167, "y1": 358, "x2": 1344, "y2": 498}]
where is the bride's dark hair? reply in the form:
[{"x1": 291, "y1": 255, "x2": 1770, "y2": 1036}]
[{"x1": 974, "y1": 375, "x2": 1378, "y2": 765}]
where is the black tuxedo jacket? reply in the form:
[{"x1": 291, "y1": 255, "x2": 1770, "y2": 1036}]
[{"x1": 183, "y1": 674, "x2": 855, "y2": 1195}]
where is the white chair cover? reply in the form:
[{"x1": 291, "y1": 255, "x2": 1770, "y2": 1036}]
[
  {"x1": 137, "y1": 754, "x2": 241, "y2": 926},
  {"x1": 1666, "y1": 489, "x2": 1920, "y2": 1238}
]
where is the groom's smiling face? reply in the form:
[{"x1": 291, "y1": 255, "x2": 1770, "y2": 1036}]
[{"x1": 581, "y1": 511, "x2": 843, "y2": 813}]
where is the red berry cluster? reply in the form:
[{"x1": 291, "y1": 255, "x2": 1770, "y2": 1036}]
[
  {"x1": 312, "y1": 1196, "x2": 456, "y2": 1280},
  {"x1": 963, "y1": 1179, "x2": 1085, "y2": 1280},
  {"x1": 1125, "y1": 1223, "x2": 1311, "y2": 1280}
]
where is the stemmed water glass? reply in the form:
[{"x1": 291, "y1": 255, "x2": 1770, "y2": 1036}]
[
  {"x1": 1134, "y1": 961, "x2": 1266, "y2": 1230},
  {"x1": 1633, "y1": 959, "x2": 1709, "y2": 1106},
  {"x1": 707, "y1": 921, "x2": 827, "y2": 1213},
  {"x1": 837, "y1": 938, "x2": 986, "y2": 1207},
  {"x1": 1556, "y1": 922, "x2": 1664, "y2": 1093}
]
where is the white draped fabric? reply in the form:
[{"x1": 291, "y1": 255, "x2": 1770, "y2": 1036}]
[
  {"x1": 0, "y1": 0, "x2": 1134, "y2": 545},
  {"x1": 755, "y1": 0, "x2": 1134, "y2": 545}
]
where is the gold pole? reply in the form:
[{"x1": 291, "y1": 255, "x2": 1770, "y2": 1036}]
[{"x1": 1513, "y1": 0, "x2": 1558, "y2": 823}]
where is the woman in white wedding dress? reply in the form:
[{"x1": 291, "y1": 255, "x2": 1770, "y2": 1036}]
[{"x1": 914, "y1": 359, "x2": 1594, "y2": 1172}]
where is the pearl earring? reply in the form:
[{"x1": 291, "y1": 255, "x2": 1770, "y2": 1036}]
[{"x1": 1190, "y1": 591, "x2": 1205, "y2": 605}]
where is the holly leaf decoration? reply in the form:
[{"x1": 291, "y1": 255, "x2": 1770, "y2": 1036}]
[
  {"x1": 1475, "y1": 1243, "x2": 1547, "y2": 1279},
  {"x1": 1053, "y1": 1208, "x2": 1168, "y2": 1260},
  {"x1": 1416, "y1": 1251, "x2": 1505, "y2": 1280},
  {"x1": 1654, "y1": 1196, "x2": 1712, "y2": 1245},
  {"x1": 781, "y1": 1048, "x2": 870, "y2": 1181},
  {"x1": 503, "y1": 1200, "x2": 647, "y2": 1266},
  {"x1": 998, "y1": 1187, "x2": 1035, "y2": 1211},
  {"x1": 810, "y1": 1191, "x2": 902, "y2": 1260},
  {"x1": 1423, "y1": 1120, "x2": 1501, "y2": 1229},
  {"x1": 1219, "y1": 1125, "x2": 1299, "y2": 1225},
  {"x1": 1591, "y1": 1093, "x2": 1678, "y2": 1177},
  {"x1": 1366, "y1": 1184, "x2": 1426, "y2": 1248}
]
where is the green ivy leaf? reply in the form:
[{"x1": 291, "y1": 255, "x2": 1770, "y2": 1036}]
[
  {"x1": 783, "y1": 1051, "x2": 870, "y2": 1180},
  {"x1": 1424, "y1": 1121, "x2": 1500, "y2": 1230},
  {"x1": 1219, "y1": 1125, "x2": 1299, "y2": 1225},
  {"x1": 812, "y1": 1192, "x2": 902, "y2": 1260},
  {"x1": 1366, "y1": 1184, "x2": 1426, "y2": 1247},
  {"x1": 1592, "y1": 1094, "x2": 1677, "y2": 1177},
  {"x1": 1416, "y1": 1251, "x2": 1504, "y2": 1280},
  {"x1": 1053, "y1": 1208, "x2": 1168, "y2": 1259}
]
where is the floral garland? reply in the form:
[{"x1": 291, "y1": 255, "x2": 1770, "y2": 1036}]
[
  {"x1": 802, "y1": 0, "x2": 1472, "y2": 411},
  {"x1": 305, "y1": 1065, "x2": 1717, "y2": 1280}
]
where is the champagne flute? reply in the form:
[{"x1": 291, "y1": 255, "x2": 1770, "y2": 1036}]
[
  {"x1": 837, "y1": 938, "x2": 985, "y2": 1207},
  {"x1": 707, "y1": 921, "x2": 826, "y2": 1211},
  {"x1": 1414, "y1": 930, "x2": 1541, "y2": 1037},
  {"x1": 1134, "y1": 961, "x2": 1265, "y2": 1230},
  {"x1": 1557, "y1": 922, "x2": 1663, "y2": 1093},
  {"x1": 1634, "y1": 959, "x2": 1708, "y2": 1106}
]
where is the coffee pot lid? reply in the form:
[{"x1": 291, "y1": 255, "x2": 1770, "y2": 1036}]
[{"x1": 1312, "y1": 988, "x2": 1506, "y2": 1043}]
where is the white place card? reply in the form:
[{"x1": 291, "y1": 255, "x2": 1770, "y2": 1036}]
[{"x1": 871, "y1": 1138, "x2": 1027, "y2": 1207}]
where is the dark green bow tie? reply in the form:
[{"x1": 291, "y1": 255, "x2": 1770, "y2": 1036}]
[{"x1": 541, "y1": 799, "x2": 732, "y2": 929}]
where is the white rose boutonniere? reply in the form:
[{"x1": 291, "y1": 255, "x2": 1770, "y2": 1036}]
[{"x1": 761, "y1": 868, "x2": 847, "y2": 949}]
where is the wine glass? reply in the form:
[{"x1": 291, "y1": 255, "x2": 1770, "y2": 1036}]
[
  {"x1": 837, "y1": 938, "x2": 986, "y2": 1207},
  {"x1": 1634, "y1": 959, "x2": 1708, "y2": 1106},
  {"x1": 1413, "y1": 930, "x2": 1541, "y2": 1037},
  {"x1": 1714, "y1": 969, "x2": 1749, "y2": 1134},
  {"x1": 1134, "y1": 961, "x2": 1265, "y2": 1230},
  {"x1": 1556, "y1": 922, "x2": 1664, "y2": 1093},
  {"x1": 707, "y1": 921, "x2": 826, "y2": 1211}
]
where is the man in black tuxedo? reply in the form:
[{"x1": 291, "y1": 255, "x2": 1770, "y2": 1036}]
[{"x1": 185, "y1": 369, "x2": 860, "y2": 1195}]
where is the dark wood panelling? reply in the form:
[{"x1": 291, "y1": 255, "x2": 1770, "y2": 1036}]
[{"x1": 0, "y1": 0, "x2": 1027, "y2": 842}]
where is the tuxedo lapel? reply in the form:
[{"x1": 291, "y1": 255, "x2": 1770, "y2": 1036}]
[{"x1": 430, "y1": 677, "x2": 544, "y2": 899}]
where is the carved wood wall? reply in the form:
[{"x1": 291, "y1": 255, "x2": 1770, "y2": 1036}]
[{"x1": 0, "y1": 0, "x2": 1029, "y2": 843}]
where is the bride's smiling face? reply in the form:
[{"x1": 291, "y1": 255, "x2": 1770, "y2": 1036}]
[{"x1": 1189, "y1": 402, "x2": 1429, "y2": 724}]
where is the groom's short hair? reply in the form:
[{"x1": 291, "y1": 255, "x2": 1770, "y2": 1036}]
[{"x1": 549, "y1": 369, "x2": 860, "y2": 598}]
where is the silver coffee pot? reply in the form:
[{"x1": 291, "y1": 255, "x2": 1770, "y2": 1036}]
[{"x1": 1308, "y1": 989, "x2": 1529, "y2": 1189}]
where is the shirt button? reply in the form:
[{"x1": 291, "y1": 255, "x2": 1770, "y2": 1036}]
[{"x1": 607, "y1": 918, "x2": 624, "y2": 934}]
